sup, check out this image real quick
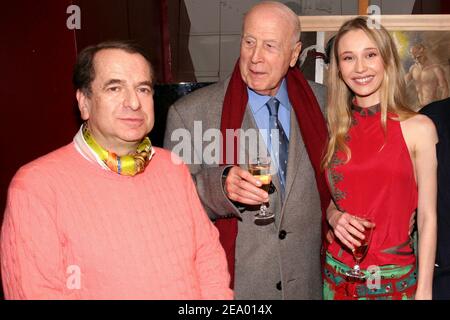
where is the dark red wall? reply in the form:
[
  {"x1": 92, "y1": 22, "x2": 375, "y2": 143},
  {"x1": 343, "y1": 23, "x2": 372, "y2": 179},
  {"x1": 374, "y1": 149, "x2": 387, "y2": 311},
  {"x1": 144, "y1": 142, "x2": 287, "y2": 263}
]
[
  {"x1": 0, "y1": 1, "x2": 79, "y2": 216},
  {"x1": 0, "y1": 0, "x2": 79, "y2": 299}
]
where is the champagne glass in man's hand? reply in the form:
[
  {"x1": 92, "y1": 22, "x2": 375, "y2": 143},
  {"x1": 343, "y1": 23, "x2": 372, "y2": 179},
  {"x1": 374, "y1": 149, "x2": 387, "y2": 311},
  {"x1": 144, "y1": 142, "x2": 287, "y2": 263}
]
[{"x1": 248, "y1": 156, "x2": 274, "y2": 220}]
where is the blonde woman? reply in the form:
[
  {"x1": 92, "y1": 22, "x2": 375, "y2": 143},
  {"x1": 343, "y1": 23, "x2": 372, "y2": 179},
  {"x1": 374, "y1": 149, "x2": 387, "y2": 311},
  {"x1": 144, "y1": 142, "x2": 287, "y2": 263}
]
[{"x1": 322, "y1": 17, "x2": 437, "y2": 300}]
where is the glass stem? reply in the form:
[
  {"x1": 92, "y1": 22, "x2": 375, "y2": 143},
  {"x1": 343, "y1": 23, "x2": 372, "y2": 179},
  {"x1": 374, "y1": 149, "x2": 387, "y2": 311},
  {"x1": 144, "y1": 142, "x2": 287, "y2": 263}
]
[{"x1": 260, "y1": 203, "x2": 268, "y2": 216}]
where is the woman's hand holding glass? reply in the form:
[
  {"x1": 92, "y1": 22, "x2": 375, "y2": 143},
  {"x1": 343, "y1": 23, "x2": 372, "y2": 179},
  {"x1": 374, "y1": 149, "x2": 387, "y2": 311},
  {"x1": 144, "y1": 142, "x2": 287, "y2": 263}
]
[
  {"x1": 327, "y1": 208, "x2": 375, "y2": 252},
  {"x1": 328, "y1": 208, "x2": 376, "y2": 279}
]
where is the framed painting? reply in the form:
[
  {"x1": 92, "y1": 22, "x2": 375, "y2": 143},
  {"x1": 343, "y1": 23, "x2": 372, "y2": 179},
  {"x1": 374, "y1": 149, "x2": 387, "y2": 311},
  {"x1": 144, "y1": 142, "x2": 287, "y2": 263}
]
[{"x1": 298, "y1": 15, "x2": 450, "y2": 111}]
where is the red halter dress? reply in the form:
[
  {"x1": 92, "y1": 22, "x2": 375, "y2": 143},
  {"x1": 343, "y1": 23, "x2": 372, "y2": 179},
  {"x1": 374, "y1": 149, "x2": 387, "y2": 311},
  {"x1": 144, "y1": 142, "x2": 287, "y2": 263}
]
[{"x1": 324, "y1": 104, "x2": 418, "y2": 300}]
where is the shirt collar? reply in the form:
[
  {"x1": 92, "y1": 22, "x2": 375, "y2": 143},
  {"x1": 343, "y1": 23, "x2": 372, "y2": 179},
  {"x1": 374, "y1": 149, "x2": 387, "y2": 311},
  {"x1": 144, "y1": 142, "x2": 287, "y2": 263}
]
[{"x1": 247, "y1": 78, "x2": 290, "y2": 113}]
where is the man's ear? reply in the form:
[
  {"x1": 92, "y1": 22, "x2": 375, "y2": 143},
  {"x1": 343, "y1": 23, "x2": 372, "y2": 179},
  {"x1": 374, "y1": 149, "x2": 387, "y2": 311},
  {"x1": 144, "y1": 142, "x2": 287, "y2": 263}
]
[
  {"x1": 76, "y1": 90, "x2": 90, "y2": 120},
  {"x1": 290, "y1": 41, "x2": 302, "y2": 67}
]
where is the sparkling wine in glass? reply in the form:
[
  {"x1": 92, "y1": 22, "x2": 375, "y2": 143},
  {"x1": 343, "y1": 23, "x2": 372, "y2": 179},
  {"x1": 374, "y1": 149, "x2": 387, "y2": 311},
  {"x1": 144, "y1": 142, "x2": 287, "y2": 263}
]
[
  {"x1": 346, "y1": 218, "x2": 374, "y2": 280},
  {"x1": 248, "y1": 156, "x2": 274, "y2": 220}
]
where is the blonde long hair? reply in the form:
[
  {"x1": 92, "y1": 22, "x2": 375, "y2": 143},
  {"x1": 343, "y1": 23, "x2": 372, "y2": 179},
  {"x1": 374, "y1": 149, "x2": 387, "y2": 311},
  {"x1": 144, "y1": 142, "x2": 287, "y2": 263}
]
[{"x1": 322, "y1": 17, "x2": 416, "y2": 169}]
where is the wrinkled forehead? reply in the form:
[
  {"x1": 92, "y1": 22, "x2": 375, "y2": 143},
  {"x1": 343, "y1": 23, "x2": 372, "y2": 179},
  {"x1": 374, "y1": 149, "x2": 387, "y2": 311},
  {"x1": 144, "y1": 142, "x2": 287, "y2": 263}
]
[{"x1": 243, "y1": 11, "x2": 294, "y2": 41}]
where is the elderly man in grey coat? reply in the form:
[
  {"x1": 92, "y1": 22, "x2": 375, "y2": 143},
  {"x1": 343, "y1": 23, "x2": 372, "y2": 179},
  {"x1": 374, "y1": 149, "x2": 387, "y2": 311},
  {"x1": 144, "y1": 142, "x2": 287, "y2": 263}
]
[{"x1": 164, "y1": 1, "x2": 330, "y2": 299}]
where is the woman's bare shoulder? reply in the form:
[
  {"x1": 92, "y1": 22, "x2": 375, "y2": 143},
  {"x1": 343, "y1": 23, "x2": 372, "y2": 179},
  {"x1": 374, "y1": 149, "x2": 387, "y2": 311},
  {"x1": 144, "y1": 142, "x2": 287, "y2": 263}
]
[{"x1": 401, "y1": 113, "x2": 438, "y2": 144}]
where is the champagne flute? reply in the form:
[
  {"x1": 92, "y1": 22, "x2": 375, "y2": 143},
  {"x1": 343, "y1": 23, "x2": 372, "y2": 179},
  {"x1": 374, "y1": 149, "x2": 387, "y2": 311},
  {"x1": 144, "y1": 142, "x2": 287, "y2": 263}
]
[
  {"x1": 248, "y1": 156, "x2": 274, "y2": 220},
  {"x1": 346, "y1": 217, "x2": 374, "y2": 280}
]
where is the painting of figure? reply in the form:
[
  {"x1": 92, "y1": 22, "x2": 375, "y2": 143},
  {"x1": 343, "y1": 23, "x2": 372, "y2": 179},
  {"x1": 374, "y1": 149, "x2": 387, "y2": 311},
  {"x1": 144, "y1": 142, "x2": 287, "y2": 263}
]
[{"x1": 394, "y1": 32, "x2": 450, "y2": 110}]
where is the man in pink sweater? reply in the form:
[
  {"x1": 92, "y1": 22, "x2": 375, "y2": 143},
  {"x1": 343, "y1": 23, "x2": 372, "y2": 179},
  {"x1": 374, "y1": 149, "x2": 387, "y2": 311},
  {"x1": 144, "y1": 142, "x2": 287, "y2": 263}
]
[{"x1": 0, "y1": 41, "x2": 233, "y2": 300}]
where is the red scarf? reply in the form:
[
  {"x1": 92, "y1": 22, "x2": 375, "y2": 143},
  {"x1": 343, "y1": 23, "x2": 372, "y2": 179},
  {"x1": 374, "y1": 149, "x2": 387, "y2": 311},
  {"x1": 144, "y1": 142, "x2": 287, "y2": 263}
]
[{"x1": 217, "y1": 60, "x2": 331, "y2": 288}]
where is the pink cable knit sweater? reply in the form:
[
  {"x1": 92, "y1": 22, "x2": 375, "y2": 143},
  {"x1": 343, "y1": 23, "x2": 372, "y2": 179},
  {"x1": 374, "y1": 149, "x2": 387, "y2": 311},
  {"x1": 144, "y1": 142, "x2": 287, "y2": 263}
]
[{"x1": 1, "y1": 143, "x2": 232, "y2": 300}]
